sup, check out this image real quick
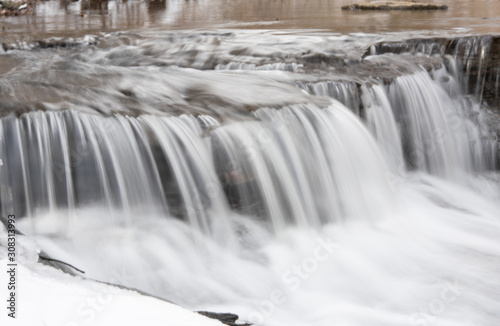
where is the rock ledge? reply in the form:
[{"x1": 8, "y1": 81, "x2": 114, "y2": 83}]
[{"x1": 342, "y1": 1, "x2": 448, "y2": 10}]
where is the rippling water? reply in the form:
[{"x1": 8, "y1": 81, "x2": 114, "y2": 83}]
[{"x1": 1, "y1": 0, "x2": 500, "y2": 40}]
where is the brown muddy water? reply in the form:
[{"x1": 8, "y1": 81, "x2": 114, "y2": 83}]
[{"x1": 0, "y1": 0, "x2": 499, "y2": 41}]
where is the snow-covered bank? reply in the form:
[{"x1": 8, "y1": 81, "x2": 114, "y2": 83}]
[{"x1": 0, "y1": 225, "x2": 224, "y2": 326}]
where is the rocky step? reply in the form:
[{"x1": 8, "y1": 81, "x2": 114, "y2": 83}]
[{"x1": 342, "y1": 1, "x2": 448, "y2": 11}]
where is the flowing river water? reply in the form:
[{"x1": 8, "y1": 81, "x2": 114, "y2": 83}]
[
  {"x1": 1, "y1": 1, "x2": 500, "y2": 326},
  {"x1": 1, "y1": 0, "x2": 500, "y2": 38}
]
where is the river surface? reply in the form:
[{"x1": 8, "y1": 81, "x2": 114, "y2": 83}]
[{"x1": 1, "y1": 0, "x2": 500, "y2": 41}]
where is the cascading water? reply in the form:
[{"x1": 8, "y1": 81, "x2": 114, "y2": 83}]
[
  {"x1": 1, "y1": 31, "x2": 500, "y2": 326},
  {"x1": 296, "y1": 80, "x2": 363, "y2": 117}
]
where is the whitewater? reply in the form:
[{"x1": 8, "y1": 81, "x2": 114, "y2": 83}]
[{"x1": 0, "y1": 30, "x2": 499, "y2": 326}]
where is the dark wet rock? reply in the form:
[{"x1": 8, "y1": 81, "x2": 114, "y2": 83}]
[
  {"x1": 197, "y1": 311, "x2": 252, "y2": 326},
  {"x1": 0, "y1": 216, "x2": 84, "y2": 274},
  {"x1": 342, "y1": 1, "x2": 448, "y2": 10},
  {"x1": 301, "y1": 53, "x2": 342, "y2": 65}
]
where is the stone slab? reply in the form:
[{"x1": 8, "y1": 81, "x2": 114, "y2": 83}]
[{"x1": 342, "y1": 1, "x2": 448, "y2": 10}]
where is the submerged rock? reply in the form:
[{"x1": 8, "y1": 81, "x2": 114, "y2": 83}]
[{"x1": 342, "y1": 1, "x2": 448, "y2": 10}]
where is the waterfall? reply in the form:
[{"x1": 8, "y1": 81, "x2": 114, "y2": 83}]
[
  {"x1": 1, "y1": 31, "x2": 500, "y2": 326},
  {"x1": 370, "y1": 35, "x2": 500, "y2": 116},
  {"x1": 387, "y1": 70, "x2": 493, "y2": 178},
  {"x1": 0, "y1": 111, "x2": 235, "y2": 241},
  {"x1": 1, "y1": 102, "x2": 395, "y2": 231},
  {"x1": 1, "y1": 37, "x2": 497, "y2": 231},
  {"x1": 297, "y1": 57, "x2": 497, "y2": 181},
  {"x1": 214, "y1": 103, "x2": 394, "y2": 229},
  {"x1": 296, "y1": 81, "x2": 362, "y2": 116},
  {"x1": 362, "y1": 84, "x2": 405, "y2": 172}
]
